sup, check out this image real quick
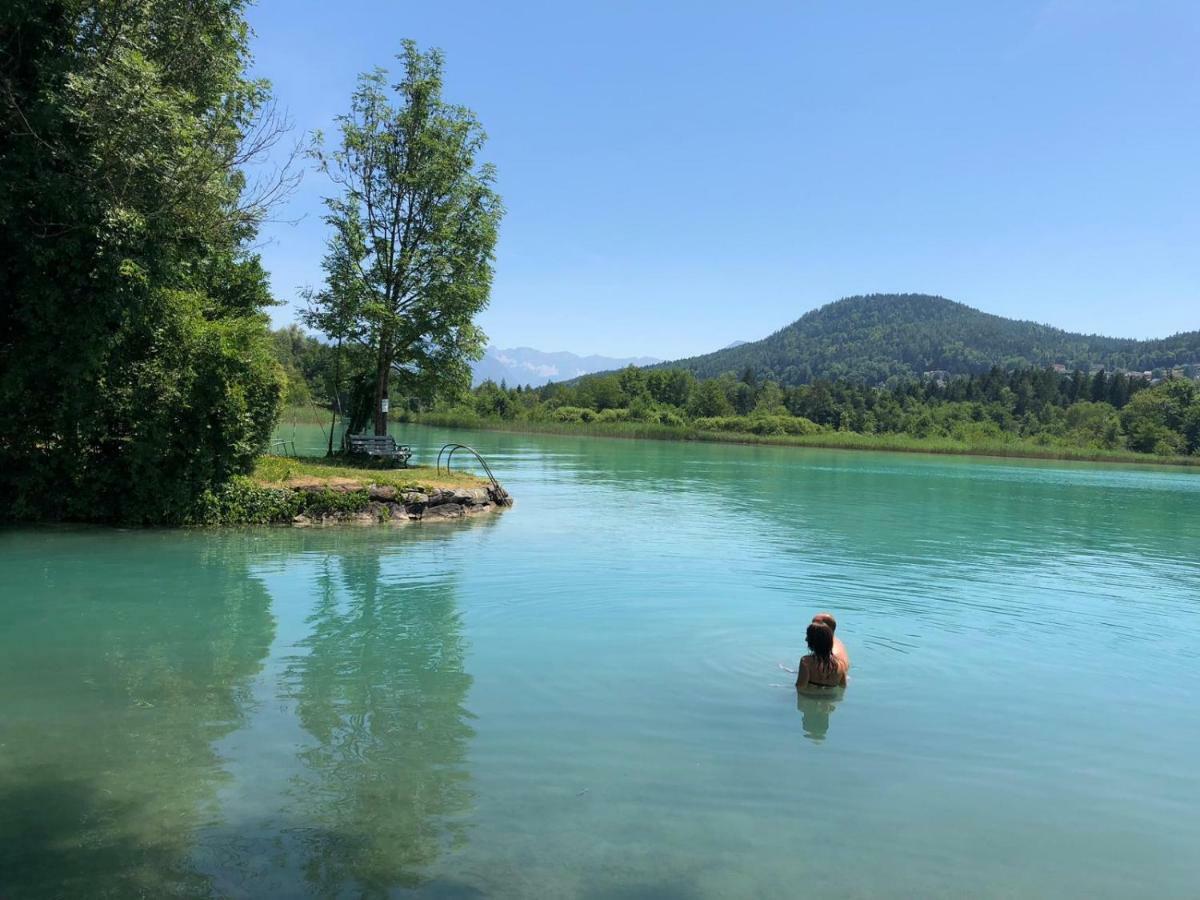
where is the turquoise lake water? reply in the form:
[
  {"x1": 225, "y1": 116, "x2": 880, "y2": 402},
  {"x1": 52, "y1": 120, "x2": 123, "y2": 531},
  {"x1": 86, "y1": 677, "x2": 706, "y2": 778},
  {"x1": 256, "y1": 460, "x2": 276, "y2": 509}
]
[{"x1": 2, "y1": 424, "x2": 1199, "y2": 898}]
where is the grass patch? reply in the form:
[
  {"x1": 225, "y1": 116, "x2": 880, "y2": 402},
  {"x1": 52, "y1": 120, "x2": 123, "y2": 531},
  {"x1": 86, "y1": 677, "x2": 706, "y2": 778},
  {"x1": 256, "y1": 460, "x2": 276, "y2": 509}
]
[
  {"x1": 253, "y1": 454, "x2": 489, "y2": 491},
  {"x1": 411, "y1": 413, "x2": 1200, "y2": 468}
]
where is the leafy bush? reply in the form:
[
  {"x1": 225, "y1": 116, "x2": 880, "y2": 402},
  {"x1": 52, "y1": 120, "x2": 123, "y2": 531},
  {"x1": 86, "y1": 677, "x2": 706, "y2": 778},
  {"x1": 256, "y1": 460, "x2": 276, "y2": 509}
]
[
  {"x1": 188, "y1": 477, "x2": 370, "y2": 525},
  {"x1": 593, "y1": 408, "x2": 630, "y2": 423},
  {"x1": 551, "y1": 406, "x2": 593, "y2": 423},
  {"x1": 746, "y1": 414, "x2": 822, "y2": 436},
  {"x1": 189, "y1": 477, "x2": 303, "y2": 525},
  {"x1": 306, "y1": 488, "x2": 371, "y2": 516},
  {"x1": 692, "y1": 415, "x2": 821, "y2": 436},
  {"x1": 1121, "y1": 381, "x2": 1200, "y2": 454},
  {"x1": 1062, "y1": 401, "x2": 1122, "y2": 449}
]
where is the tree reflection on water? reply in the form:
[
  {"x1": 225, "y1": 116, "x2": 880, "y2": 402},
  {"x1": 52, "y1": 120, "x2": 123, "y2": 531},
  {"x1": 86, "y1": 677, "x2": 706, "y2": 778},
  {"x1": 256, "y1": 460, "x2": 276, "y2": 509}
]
[
  {"x1": 0, "y1": 532, "x2": 276, "y2": 899},
  {"x1": 279, "y1": 535, "x2": 477, "y2": 894},
  {"x1": 0, "y1": 522, "x2": 487, "y2": 898}
]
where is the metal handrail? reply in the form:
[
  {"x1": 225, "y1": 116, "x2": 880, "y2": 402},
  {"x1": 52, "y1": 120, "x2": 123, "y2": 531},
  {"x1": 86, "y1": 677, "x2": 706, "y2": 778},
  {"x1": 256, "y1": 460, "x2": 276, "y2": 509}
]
[
  {"x1": 436, "y1": 443, "x2": 511, "y2": 505},
  {"x1": 270, "y1": 439, "x2": 296, "y2": 457}
]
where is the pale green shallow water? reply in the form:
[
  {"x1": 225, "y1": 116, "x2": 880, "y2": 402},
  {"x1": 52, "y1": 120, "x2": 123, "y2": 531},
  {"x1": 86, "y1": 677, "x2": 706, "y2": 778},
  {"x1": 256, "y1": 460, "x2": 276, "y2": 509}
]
[{"x1": 2, "y1": 425, "x2": 1199, "y2": 898}]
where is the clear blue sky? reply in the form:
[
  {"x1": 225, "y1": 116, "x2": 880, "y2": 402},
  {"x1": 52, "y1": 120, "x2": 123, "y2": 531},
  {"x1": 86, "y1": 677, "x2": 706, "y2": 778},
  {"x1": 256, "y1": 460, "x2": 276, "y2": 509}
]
[{"x1": 248, "y1": 0, "x2": 1199, "y2": 360}]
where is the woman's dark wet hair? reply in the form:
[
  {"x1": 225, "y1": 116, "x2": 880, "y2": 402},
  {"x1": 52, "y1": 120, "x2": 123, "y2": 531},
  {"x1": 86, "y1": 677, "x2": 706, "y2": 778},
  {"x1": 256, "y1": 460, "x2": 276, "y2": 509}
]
[{"x1": 806, "y1": 622, "x2": 835, "y2": 662}]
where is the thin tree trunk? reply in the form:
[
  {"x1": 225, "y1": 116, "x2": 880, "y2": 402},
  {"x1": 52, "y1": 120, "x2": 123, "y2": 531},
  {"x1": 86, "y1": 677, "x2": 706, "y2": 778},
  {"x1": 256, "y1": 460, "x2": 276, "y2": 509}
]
[
  {"x1": 327, "y1": 336, "x2": 343, "y2": 456},
  {"x1": 373, "y1": 344, "x2": 391, "y2": 436}
]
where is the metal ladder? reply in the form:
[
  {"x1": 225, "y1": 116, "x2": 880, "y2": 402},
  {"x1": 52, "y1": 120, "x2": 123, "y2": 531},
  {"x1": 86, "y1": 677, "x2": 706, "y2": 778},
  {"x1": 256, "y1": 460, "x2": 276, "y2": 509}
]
[{"x1": 436, "y1": 443, "x2": 512, "y2": 506}]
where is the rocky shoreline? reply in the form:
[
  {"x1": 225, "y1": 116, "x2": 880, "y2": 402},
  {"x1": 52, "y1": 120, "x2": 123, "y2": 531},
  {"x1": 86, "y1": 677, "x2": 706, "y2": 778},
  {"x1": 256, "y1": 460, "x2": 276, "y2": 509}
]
[{"x1": 286, "y1": 479, "x2": 511, "y2": 527}]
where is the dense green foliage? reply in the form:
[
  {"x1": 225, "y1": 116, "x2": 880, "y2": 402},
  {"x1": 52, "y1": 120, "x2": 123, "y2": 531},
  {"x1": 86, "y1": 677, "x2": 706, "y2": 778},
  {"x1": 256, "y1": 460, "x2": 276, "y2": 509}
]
[
  {"x1": 190, "y1": 476, "x2": 305, "y2": 526},
  {"x1": 435, "y1": 365, "x2": 1200, "y2": 459},
  {"x1": 189, "y1": 476, "x2": 370, "y2": 526},
  {"x1": 270, "y1": 317, "x2": 1200, "y2": 459},
  {"x1": 305, "y1": 41, "x2": 502, "y2": 438},
  {"x1": 0, "y1": 0, "x2": 284, "y2": 522},
  {"x1": 273, "y1": 325, "x2": 341, "y2": 406},
  {"x1": 665, "y1": 294, "x2": 1200, "y2": 385}
]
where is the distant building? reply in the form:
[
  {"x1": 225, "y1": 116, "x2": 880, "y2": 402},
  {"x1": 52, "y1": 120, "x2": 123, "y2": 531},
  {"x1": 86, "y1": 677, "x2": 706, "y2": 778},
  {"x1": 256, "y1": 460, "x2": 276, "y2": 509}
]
[{"x1": 1051, "y1": 363, "x2": 1068, "y2": 373}]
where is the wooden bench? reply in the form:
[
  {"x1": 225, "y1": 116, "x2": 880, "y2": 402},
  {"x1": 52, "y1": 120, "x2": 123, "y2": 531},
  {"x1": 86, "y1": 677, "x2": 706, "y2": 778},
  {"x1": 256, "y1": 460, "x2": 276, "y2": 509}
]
[{"x1": 347, "y1": 433, "x2": 412, "y2": 468}]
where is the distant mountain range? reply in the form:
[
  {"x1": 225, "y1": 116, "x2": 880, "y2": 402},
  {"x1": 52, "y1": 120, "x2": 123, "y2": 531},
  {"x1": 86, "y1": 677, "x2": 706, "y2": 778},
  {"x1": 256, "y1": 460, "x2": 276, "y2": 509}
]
[
  {"x1": 472, "y1": 346, "x2": 661, "y2": 387},
  {"x1": 657, "y1": 293, "x2": 1200, "y2": 386}
]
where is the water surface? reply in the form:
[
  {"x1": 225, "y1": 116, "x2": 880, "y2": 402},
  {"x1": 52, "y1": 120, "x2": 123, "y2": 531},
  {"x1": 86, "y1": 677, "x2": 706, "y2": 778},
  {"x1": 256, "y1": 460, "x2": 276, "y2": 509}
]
[{"x1": 2, "y1": 425, "x2": 1199, "y2": 898}]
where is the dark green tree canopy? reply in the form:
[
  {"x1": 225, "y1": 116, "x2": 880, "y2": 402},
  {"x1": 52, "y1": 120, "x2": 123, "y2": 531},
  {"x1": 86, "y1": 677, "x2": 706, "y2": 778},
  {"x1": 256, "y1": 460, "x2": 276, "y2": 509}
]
[{"x1": 0, "y1": 0, "x2": 288, "y2": 522}]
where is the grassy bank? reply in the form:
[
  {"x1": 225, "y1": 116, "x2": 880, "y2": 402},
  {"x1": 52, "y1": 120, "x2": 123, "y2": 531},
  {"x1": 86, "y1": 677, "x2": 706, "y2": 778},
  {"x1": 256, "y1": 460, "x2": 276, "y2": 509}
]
[
  {"x1": 253, "y1": 455, "x2": 487, "y2": 492},
  {"x1": 410, "y1": 412, "x2": 1200, "y2": 468},
  {"x1": 188, "y1": 455, "x2": 493, "y2": 526}
]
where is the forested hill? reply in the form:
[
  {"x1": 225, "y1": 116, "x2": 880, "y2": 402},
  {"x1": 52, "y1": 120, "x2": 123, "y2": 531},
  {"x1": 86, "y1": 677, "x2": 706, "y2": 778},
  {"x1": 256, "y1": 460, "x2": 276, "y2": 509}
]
[{"x1": 662, "y1": 294, "x2": 1200, "y2": 385}]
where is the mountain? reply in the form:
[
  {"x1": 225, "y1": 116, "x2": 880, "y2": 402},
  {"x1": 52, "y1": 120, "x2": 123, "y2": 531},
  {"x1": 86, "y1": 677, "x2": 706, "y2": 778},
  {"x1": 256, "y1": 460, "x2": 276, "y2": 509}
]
[
  {"x1": 473, "y1": 346, "x2": 661, "y2": 387},
  {"x1": 722, "y1": 340, "x2": 749, "y2": 349},
  {"x1": 659, "y1": 294, "x2": 1200, "y2": 385}
]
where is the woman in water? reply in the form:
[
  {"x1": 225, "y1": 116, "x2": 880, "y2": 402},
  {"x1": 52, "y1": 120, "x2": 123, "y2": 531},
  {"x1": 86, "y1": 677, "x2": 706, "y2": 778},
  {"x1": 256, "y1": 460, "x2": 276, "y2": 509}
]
[{"x1": 795, "y1": 621, "x2": 848, "y2": 690}]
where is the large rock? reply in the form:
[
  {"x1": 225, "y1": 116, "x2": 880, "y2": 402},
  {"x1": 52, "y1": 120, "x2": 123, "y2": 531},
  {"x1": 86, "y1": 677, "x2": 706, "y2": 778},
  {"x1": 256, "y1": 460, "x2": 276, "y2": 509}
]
[
  {"x1": 368, "y1": 484, "x2": 397, "y2": 501},
  {"x1": 285, "y1": 476, "x2": 361, "y2": 494},
  {"x1": 450, "y1": 487, "x2": 491, "y2": 505},
  {"x1": 422, "y1": 503, "x2": 465, "y2": 519}
]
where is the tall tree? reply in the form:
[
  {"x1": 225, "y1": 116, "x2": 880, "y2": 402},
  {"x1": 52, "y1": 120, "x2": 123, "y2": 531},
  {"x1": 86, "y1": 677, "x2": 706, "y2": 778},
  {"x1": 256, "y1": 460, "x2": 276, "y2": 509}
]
[
  {"x1": 301, "y1": 232, "x2": 368, "y2": 452},
  {"x1": 311, "y1": 41, "x2": 502, "y2": 436},
  {"x1": 0, "y1": 0, "x2": 292, "y2": 522}
]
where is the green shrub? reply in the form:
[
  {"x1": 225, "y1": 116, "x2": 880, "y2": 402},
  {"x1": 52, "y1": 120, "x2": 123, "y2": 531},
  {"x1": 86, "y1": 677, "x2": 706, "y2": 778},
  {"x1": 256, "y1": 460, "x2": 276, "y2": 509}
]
[
  {"x1": 690, "y1": 414, "x2": 821, "y2": 436},
  {"x1": 748, "y1": 414, "x2": 821, "y2": 436},
  {"x1": 551, "y1": 406, "x2": 592, "y2": 423},
  {"x1": 189, "y1": 476, "x2": 303, "y2": 525},
  {"x1": 594, "y1": 408, "x2": 630, "y2": 423},
  {"x1": 305, "y1": 488, "x2": 371, "y2": 516},
  {"x1": 187, "y1": 477, "x2": 370, "y2": 525},
  {"x1": 692, "y1": 416, "x2": 740, "y2": 432}
]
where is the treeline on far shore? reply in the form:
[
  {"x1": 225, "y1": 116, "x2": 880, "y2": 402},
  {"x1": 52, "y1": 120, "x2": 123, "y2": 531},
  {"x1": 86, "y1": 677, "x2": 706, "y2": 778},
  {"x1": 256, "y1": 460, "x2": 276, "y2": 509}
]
[
  {"x1": 275, "y1": 330, "x2": 1200, "y2": 463},
  {"x1": 447, "y1": 367, "x2": 1200, "y2": 460}
]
